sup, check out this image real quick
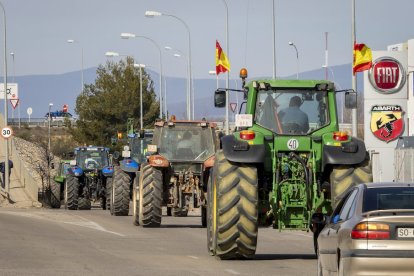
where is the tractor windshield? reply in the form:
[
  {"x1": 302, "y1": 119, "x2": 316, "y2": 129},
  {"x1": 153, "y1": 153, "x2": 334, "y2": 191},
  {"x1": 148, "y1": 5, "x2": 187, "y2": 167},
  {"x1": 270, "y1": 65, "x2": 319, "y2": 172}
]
[
  {"x1": 76, "y1": 150, "x2": 109, "y2": 170},
  {"x1": 254, "y1": 89, "x2": 329, "y2": 134},
  {"x1": 156, "y1": 126, "x2": 215, "y2": 161},
  {"x1": 130, "y1": 137, "x2": 153, "y2": 163}
]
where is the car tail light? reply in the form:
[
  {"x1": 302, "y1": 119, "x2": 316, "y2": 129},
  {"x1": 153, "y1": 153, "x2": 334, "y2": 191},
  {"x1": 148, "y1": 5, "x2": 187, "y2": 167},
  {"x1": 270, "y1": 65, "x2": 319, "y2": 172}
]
[
  {"x1": 333, "y1": 131, "x2": 349, "y2": 141},
  {"x1": 240, "y1": 130, "x2": 255, "y2": 140},
  {"x1": 351, "y1": 222, "x2": 390, "y2": 239}
]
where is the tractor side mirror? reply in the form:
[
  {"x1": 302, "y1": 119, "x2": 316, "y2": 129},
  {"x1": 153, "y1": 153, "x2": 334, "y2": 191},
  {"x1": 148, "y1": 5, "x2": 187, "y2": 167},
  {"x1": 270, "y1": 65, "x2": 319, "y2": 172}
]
[
  {"x1": 214, "y1": 89, "x2": 226, "y2": 108},
  {"x1": 345, "y1": 91, "x2": 357, "y2": 109}
]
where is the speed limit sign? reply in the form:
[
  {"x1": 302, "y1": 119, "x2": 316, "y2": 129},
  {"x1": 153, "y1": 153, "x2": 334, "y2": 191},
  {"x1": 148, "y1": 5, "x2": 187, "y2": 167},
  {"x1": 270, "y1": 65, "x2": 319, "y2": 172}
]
[{"x1": 1, "y1": 126, "x2": 13, "y2": 139}]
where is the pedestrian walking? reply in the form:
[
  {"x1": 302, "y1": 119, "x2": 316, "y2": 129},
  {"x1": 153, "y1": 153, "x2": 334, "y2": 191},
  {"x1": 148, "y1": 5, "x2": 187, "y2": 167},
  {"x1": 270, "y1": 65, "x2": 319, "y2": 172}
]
[{"x1": 0, "y1": 160, "x2": 13, "y2": 189}]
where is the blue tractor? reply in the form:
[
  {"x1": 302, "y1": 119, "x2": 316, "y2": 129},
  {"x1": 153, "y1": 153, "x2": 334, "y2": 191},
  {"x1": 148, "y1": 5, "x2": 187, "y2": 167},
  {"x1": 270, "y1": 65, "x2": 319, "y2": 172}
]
[
  {"x1": 64, "y1": 146, "x2": 114, "y2": 210},
  {"x1": 110, "y1": 119, "x2": 153, "y2": 216}
]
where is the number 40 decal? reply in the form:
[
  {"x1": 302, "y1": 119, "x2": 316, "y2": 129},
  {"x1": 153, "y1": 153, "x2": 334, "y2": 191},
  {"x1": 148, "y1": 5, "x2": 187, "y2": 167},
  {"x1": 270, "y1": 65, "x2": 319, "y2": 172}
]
[{"x1": 287, "y1": 139, "x2": 299, "y2": 150}]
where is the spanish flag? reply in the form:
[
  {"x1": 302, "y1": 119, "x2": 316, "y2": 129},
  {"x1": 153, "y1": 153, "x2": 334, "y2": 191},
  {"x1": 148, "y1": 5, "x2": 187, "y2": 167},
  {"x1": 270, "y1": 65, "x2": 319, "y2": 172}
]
[
  {"x1": 353, "y1": 43, "x2": 372, "y2": 75},
  {"x1": 216, "y1": 40, "x2": 230, "y2": 75}
]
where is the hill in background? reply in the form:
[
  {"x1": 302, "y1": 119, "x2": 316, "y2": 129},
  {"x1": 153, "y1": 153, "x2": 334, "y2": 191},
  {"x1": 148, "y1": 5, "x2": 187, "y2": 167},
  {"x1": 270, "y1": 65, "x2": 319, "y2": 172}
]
[{"x1": 7, "y1": 64, "x2": 363, "y2": 120}]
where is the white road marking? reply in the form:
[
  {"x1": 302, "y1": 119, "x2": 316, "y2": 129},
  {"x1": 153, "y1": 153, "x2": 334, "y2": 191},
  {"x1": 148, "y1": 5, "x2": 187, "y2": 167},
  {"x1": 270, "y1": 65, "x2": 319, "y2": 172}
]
[
  {"x1": 63, "y1": 221, "x2": 125, "y2": 237},
  {"x1": 290, "y1": 232, "x2": 312, "y2": 238},
  {"x1": 225, "y1": 269, "x2": 240, "y2": 275},
  {"x1": 0, "y1": 210, "x2": 125, "y2": 237},
  {"x1": 187, "y1": 255, "x2": 199, "y2": 259}
]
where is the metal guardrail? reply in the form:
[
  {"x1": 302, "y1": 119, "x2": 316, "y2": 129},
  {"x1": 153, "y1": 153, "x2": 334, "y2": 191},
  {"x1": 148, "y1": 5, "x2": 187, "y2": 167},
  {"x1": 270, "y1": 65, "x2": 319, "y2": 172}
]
[{"x1": 7, "y1": 118, "x2": 76, "y2": 127}]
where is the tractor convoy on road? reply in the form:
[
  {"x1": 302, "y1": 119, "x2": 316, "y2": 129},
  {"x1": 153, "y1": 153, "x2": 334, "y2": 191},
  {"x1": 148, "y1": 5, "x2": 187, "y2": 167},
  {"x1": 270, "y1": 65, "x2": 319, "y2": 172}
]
[{"x1": 48, "y1": 68, "x2": 372, "y2": 260}]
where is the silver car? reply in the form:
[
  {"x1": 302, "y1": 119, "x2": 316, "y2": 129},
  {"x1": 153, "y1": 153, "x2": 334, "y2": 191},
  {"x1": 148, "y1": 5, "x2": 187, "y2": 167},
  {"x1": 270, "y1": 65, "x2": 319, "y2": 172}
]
[{"x1": 317, "y1": 182, "x2": 414, "y2": 275}]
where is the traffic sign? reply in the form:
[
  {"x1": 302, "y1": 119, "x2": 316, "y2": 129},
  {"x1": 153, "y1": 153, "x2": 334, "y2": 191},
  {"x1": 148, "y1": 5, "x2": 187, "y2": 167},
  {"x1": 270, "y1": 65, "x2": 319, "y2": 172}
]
[
  {"x1": 230, "y1": 102, "x2": 237, "y2": 113},
  {"x1": 1, "y1": 126, "x2": 13, "y2": 139},
  {"x1": 0, "y1": 83, "x2": 18, "y2": 100},
  {"x1": 10, "y1": 98, "x2": 19, "y2": 109},
  {"x1": 27, "y1": 107, "x2": 33, "y2": 116}
]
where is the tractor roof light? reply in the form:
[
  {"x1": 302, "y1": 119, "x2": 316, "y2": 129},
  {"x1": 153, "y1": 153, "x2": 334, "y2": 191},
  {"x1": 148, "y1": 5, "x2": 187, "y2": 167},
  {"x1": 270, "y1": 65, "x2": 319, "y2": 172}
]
[
  {"x1": 240, "y1": 130, "x2": 255, "y2": 140},
  {"x1": 333, "y1": 131, "x2": 349, "y2": 142},
  {"x1": 239, "y1": 68, "x2": 248, "y2": 79}
]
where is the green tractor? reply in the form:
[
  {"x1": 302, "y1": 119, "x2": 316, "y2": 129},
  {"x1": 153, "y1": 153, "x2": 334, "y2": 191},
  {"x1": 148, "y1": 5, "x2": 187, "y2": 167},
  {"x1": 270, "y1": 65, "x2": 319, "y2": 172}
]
[
  {"x1": 207, "y1": 70, "x2": 372, "y2": 259},
  {"x1": 49, "y1": 160, "x2": 72, "y2": 208}
]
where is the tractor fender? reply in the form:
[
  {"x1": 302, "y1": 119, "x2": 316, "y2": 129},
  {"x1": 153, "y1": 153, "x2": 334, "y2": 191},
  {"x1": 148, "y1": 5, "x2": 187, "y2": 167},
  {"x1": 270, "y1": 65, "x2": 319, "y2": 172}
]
[
  {"x1": 102, "y1": 165, "x2": 114, "y2": 177},
  {"x1": 119, "y1": 159, "x2": 139, "y2": 173},
  {"x1": 221, "y1": 134, "x2": 265, "y2": 163},
  {"x1": 322, "y1": 137, "x2": 368, "y2": 169},
  {"x1": 69, "y1": 166, "x2": 83, "y2": 177}
]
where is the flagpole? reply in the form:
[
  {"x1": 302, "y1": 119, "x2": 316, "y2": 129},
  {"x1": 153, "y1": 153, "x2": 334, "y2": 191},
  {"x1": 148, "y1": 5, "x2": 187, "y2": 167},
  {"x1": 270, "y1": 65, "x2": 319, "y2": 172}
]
[
  {"x1": 351, "y1": 0, "x2": 357, "y2": 137},
  {"x1": 221, "y1": 0, "x2": 230, "y2": 135}
]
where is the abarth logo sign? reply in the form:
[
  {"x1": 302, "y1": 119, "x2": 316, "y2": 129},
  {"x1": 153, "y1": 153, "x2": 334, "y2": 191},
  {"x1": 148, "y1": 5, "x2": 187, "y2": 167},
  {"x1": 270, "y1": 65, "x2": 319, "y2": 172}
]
[
  {"x1": 370, "y1": 105, "x2": 404, "y2": 143},
  {"x1": 368, "y1": 57, "x2": 406, "y2": 94}
]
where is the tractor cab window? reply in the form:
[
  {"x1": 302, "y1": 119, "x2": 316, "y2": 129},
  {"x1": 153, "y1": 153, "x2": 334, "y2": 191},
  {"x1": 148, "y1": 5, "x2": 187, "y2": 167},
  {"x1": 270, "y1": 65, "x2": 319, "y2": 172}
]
[
  {"x1": 157, "y1": 127, "x2": 215, "y2": 161},
  {"x1": 130, "y1": 137, "x2": 153, "y2": 163},
  {"x1": 254, "y1": 89, "x2": 329, "y2": 135},
  {"x1": 76, "y1": 150, "x2": 109, "y2": 170}
]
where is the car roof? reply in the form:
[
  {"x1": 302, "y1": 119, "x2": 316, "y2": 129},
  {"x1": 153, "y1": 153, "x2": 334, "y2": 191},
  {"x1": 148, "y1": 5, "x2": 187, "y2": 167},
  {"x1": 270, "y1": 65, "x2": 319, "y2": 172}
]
[{"x1": 361, "y1": 182, "x2": 414, "y2": 189}]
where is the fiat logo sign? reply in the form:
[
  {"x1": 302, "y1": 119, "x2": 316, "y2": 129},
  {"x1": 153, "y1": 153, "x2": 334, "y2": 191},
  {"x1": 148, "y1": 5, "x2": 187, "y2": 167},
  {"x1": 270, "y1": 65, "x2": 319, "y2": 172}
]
[{"x1": 369, "y1": 57, "x2": 406, "y2": 94}]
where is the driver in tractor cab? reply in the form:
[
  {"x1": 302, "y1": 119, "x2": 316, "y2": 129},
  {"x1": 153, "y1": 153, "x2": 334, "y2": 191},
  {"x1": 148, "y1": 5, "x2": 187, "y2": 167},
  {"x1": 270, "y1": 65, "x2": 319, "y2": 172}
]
[
  {"x1": 176, "y1": 131, "x2": 194, "y2": 158},
  {"x1": 85, "y1": 154, "x2": 99, "y2": 169},
  {"x1": 278, "y1": 95, "x2": 309, "y2": 134}
]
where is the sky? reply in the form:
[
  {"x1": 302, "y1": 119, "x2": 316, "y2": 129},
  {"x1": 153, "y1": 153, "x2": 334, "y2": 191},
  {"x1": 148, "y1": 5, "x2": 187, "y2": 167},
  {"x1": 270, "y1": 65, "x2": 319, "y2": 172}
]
[{"x1": 2, "y1": 0, "x2": 414, "y2": 81}]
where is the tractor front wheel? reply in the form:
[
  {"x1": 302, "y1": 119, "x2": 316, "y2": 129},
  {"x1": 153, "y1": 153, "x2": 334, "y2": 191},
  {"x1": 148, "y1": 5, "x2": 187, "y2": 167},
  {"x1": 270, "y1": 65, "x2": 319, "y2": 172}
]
[{"x1": 111, "y1": 166, "x2": 131, "y2": 216}]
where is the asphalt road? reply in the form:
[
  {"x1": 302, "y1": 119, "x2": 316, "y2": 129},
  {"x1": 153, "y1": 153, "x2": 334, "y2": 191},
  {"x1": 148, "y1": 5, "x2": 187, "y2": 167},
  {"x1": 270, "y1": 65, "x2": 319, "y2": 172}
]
[{"x1": 0, "y1": 207, "x2": 317, "y2": 276}]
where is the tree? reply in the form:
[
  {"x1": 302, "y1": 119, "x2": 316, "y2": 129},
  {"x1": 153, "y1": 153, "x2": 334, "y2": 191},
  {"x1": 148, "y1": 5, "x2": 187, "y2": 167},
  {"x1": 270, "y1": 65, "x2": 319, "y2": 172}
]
[{"x1": 71, "y1": 57, "x2": 160, "y2": 146}]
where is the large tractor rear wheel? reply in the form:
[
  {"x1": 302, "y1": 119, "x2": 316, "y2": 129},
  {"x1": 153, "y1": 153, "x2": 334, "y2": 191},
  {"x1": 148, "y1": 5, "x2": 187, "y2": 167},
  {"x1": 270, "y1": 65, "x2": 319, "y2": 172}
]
[
  {"x1": 50, "y1": 179, "x2": 61, "y2": 209},
  {"x1": 139, "y1": 163, "x2": 163, "y2": 227},
  {"x1": 208, "y1": 150, "x2": 258, "y2": 260},
  {"x1": 65, "y1": 176, "x2": 79, "y2": 210},
  {"x1": 330, "y1": 159, "x2": 373, "y2": 206},
  {"x1": 111, "y1": 166, "x2": 131, "y2": 216}
]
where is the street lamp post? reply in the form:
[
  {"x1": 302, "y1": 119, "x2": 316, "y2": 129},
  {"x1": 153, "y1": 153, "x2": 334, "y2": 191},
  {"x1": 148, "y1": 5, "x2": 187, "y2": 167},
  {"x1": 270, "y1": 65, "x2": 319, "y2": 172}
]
[
  {"x1": 134, "y1": 64, "x2": 145, "y2": 130},
  {"x1": 121, "y1": 33, "x2": 163, "y2": 119},
  {"x1": 272, "y1": 0, "x2": 276, "y2": 79},
  {"x1": 48, "y1": 102, "x2": 53, "y2": 193},
  {"x1": 288, "y1": 41, "x2": 299, "y2": 79},
  {"x1": 0, "y1": 2, "x2": 9, "y2": 195},
  {"x1": 10, "y1": 51, "x2": 19, "y2": 128},
  {"x1": 67, "y1": 39, "x2": 84, "y2": 93},
  {"x1": 351, "y1": 0, "x2": 357, "y2": 137},
  {"x1": 145, "y1": 11, "x2": 193, "y2": 120},
  {"x1": 48, "y1": 103, "x2": 53, "y2": 156}
]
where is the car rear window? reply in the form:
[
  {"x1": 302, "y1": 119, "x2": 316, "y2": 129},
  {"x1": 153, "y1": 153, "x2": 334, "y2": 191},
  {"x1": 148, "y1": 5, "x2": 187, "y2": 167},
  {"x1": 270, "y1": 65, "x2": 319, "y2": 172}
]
[{"x1": 363, "y1": 187, "x2": 414, "y2": 212}]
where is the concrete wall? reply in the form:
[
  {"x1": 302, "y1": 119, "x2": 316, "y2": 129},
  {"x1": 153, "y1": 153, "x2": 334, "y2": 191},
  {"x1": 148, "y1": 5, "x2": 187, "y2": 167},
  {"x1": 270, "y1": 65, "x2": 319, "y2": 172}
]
[{"x1": 0, "y1": 114, "x2": 39, "y2": 203}]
